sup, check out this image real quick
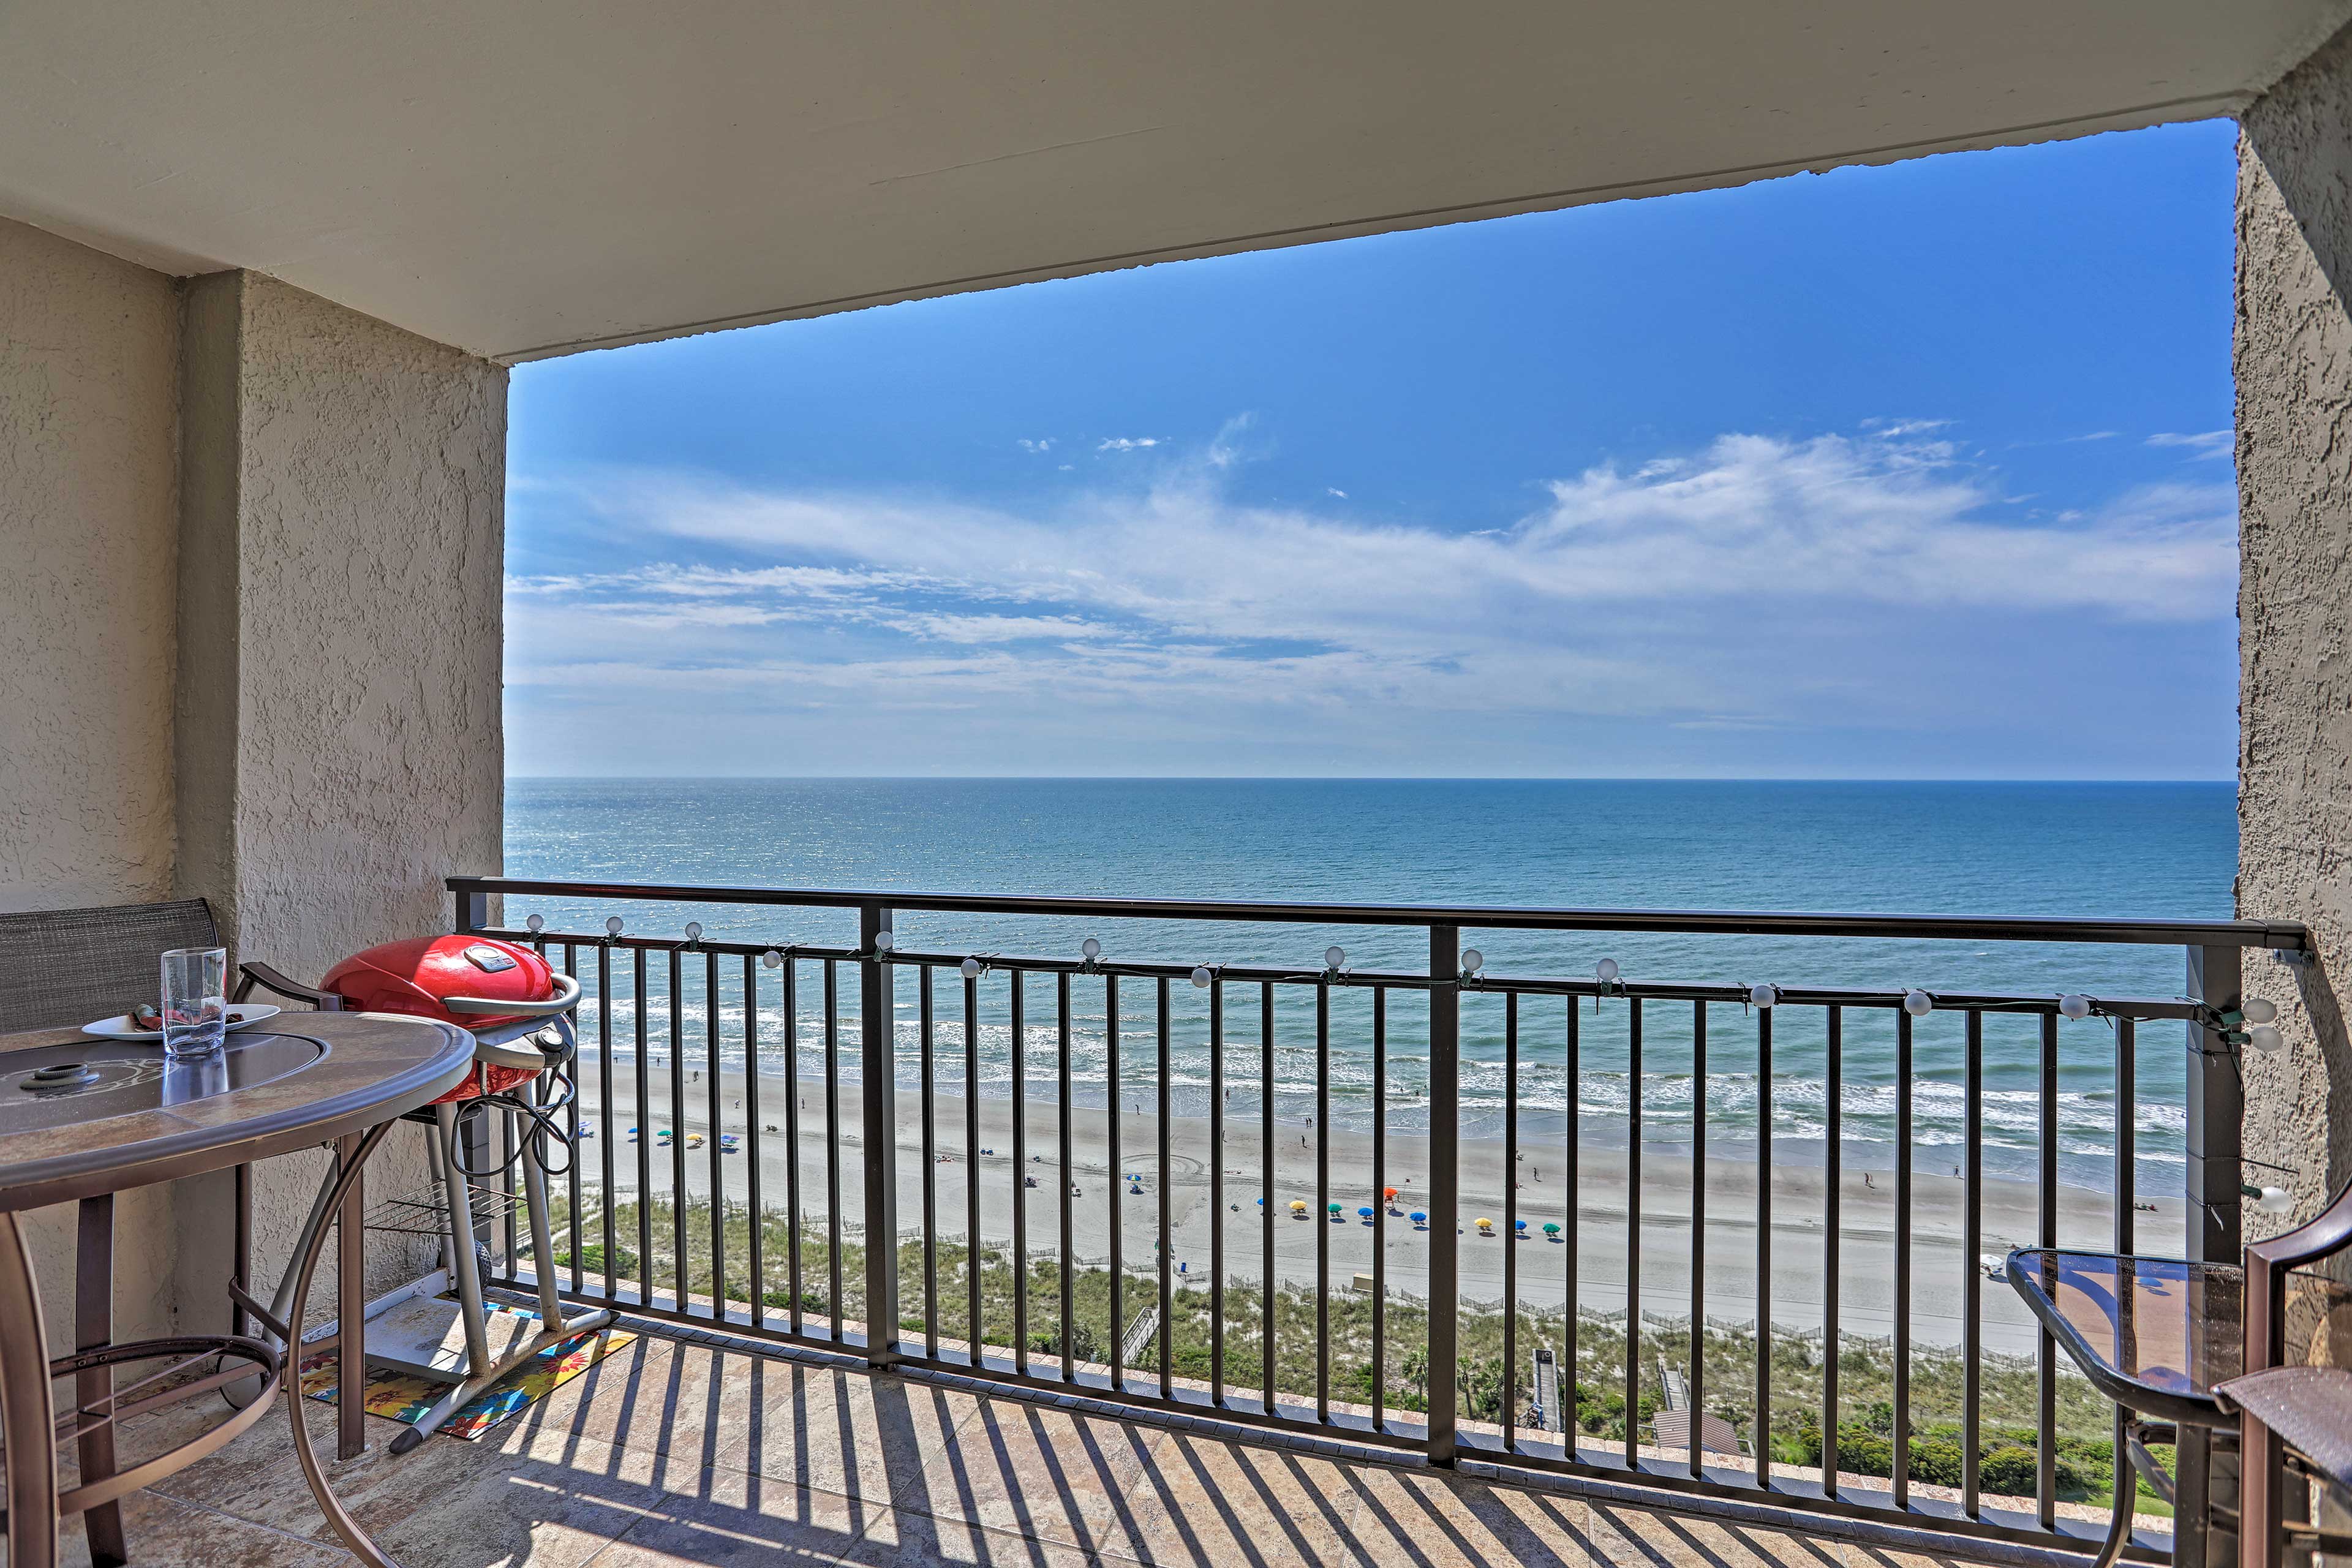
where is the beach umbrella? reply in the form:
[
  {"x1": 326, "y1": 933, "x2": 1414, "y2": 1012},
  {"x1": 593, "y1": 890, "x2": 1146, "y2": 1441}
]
[
  {"x1": 1289, "y1": 1199, "x2": 1308, "y2": 1215},
  {"x1": 1513, "y1": 1219, "x2": 1528, "y2": 1235},
  {"x1": 1475, "y1": 1217, "x2": 1494, "y2": 1235},
  {"x1": 1542, "y1": 1222, "x2": 1562, "y2": 1240},
  {"x1": 1327, "y1": 1202, "x2": 1341, "y2": 1216},
  {"x1": 1409, "y1": 1211, "x2": 1428, "y2": 1228},
  {"x1": 1357, "y1": 1206, "x2": 1374, "y2": 1223}
]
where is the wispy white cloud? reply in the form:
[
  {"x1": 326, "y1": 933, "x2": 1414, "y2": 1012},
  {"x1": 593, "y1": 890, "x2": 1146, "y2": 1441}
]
[
  {"x1": 1016, "y1": 437, "x2": 1054, "y2": 453},
  {"x1": 1097, "y1": 437, "x2": 1163, "y2": 452},
  {"x1": 506, "y1": 425, "x2": 2237, "y2": 755},
  {"x1": 2148, "y1": 430, "x2": 2233, "y2": 460},
  {"x1": 1327, "y1": 488, "x2": 1349, "y2": 499}
]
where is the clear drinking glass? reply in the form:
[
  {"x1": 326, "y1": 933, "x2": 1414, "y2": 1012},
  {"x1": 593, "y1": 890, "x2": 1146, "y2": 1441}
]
[{"x1": 160, "y1": 946, "x2": 228, "y2": 1058}]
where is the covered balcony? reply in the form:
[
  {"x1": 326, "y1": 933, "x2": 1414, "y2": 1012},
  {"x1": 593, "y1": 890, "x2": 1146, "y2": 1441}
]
[{"x1": 8, "y1": 4, "x2": 2352, "y2": 1567}]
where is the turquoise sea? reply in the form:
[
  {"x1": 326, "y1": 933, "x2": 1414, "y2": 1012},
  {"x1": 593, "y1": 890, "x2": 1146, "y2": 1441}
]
[{"x1": 503, "y1": 778, "x2": 2238, "y2": 1193}]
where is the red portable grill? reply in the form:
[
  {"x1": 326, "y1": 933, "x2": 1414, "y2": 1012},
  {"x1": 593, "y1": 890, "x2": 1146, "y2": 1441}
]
[
  {"x1": 300, "y1": 932, "x2": 606, "y2": 1452},
  {"x1": 322, "y1": 935, "x2": 581, "y2": 1103}
]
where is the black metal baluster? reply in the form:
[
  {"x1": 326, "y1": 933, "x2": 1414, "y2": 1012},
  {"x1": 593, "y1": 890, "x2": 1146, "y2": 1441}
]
[
  {"x1": 1755, "y1": 1003, "x2": 1772, "y2": 1490},
  {"x1": 598, "y1": 941, "x2": 616, "y2": 1305},
  {"x1": 1823, "y1": 1005, "x2": 1842, "y2": 1499},
  {"x1": 2038, "y1": 1009, "x2": 2059, "y2": 1526},
  {"x1": 784, "y1": 956, "x2": 803, "y2": 1336},
  {"x1": 1107, "y1": 973, "x2": 1123, "y2": 1392},
  {"x1": 824, "y1": 959, "x2": 843, "y2": 1341},
  {"x1": 1210, "y1": 973, "x2": 1225, "y2": 1405},
  {"x1": 707, "y1": 947, "x2": 725, "y2": 1318},
  {"x1": 2115, "y1": 1017, "x2": 2135, "y2": 1251},
  {"x1": 1894, "y1": 1007, "x2": 1913, "y2": 1509},
  {"x1": 1624, "y1": 995, "x2": 1642, "y2": 1472},
  {"x1": 671, "y1": 946, "x2": 688, "y2": 1313},
  {"x1": 1261, "y1": 979, "x2": 1276, "y2": 1415},
  {"x1": 1058, "y1": 971, "x2": 1074, "y2": 1382},
  {"x1": 1371, "y1": 986, "x2": 1387, "y2": 1428},
  {"x1": 1962, "y1": 1008, "x2": 1983, "y2": 1517},
  {"x1": 1504, "y1": 990, "x2": 1519, "y2": 1453},
  {"x1": 1689, "y1": 998, "x2": 1706, "y2": 1479},
  {"x1": 1011, "y1": 970, "x2": 1028, "y2": 1376},
  {"x1": 1156, "y1": 976, "x2": 1173, "y2": 1399},
  {"x1": 564, "y1": 943, "x2": 582, "y2": 1296},
  {"x1": 921, "y1": 966, "x2": 938, "y2": 1359},
  {"x1": 745, "y1": 953, "x2": 765, "y2": 1330},
  {"x1": 635, "y1": 946, "x2": 652, "y2": 1311},
  {"x1": 1564, "y1": 999, "x2": 1578, "y2": 1456},
  {"x1": 965, "y1": 970, "x2": 982, "y2": 1363},
  {"x1": 1316, "y1": 974, "x2": 1330, "y2": 1425}
]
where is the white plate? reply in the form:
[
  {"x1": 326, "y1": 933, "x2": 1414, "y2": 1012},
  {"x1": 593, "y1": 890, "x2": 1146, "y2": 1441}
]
[{"x1": 80, "y1": 1003, "x2": 282, "y2": 1043}]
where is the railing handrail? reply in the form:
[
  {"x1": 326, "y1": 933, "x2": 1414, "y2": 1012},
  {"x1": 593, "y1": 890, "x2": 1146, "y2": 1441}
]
[{"x1": 448, "y1": 874, "x2": 2309, "y2": 949}]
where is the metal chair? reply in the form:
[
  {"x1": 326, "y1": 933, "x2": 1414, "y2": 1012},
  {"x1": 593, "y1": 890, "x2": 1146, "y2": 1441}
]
[
  {"x1": 2231, "y1": 1179, "x2": 2352, "y2": 1568},
  {"x1": 0, "y1": 899, "x2": 263, "y2": 1568}
]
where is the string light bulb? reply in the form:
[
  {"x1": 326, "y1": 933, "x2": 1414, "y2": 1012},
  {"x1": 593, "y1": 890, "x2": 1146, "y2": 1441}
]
[
  {"x1": 873, "y1": 930, "x2": 894, "y2": 952},
  {"x1": 960, "y1": 956, "x2": 984, "y2": 980},
  {"x1": 2059, "y1": 994, "x2": 2093, "y2": 1020},
  {"x1": 685, "y1": 922, "x2": 703, "y2": 942},
  {"x1": 1749, "y1": 983, "x2": 1780, "y2": 1009},
  {"x1": 763, "y1": 949, "x2": 783, "y2": 969},
  {"x1": 606, "y1": 916, "x2": 625, "y2": 937},
  {"x1": 2249, "y1": 1023, "x2": 2286, "y2": 1054},
  {"x1": 2256, "y1": 1185, "x2": 2294, "y2": 1215},
  {"x1": 1325, "y1": 946, "x2": 1346, "y2": 971},
  {"x1": 1903, "y1": 990, "x2": 1934, "y2": 1017},
  {"x1": 1461, "y1": 949, "x2": 1485, "y2": 976},
  {"x1": 1191, "y1": 966, "x2": 1213, "y2": 989},
  {"x1": 526, "y1": 913, "x2": 545, "y2": 934},
  {"x1": 2244, "y1": 998, "x2": 2278, "y2": 1025},
  {"x1": 1082, "y1": 937, "x2": 1101, "y2": 962},
  {"x1": 1596, "y1": 958, "x2": 1621, "y2": 984}
]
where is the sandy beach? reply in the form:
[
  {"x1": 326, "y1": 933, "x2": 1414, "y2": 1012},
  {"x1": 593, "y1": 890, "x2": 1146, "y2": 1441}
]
[{"x1": 553, "y1": 1059, "x2": 2179, "y2": 1356}]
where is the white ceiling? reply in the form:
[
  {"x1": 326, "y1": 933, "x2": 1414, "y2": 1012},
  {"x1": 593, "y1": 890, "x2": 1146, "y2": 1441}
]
[{"x1": 2, "y1": 2, "x2": 2344, "y2": 363}]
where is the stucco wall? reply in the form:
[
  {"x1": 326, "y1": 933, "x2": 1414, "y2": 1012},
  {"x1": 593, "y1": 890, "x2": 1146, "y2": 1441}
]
[
  {"x1": 0, "y1": 216, "x2": 181, "y2": 911},
  {"x1": 2236, "y1": 21, "x2": 2352, "y2": 1233},
  {"x1": 175, "y1": 270, "x2": 509, "y2": 1322},
  {"x1": 0, "y1": 216, "x2": 188, "y2": 1351}
]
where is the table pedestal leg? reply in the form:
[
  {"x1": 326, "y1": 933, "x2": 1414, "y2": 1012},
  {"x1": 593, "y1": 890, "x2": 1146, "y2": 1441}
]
[
  {"x1": 76, "y1": 1194, "x2": 127, "y2": 1567},
  {"x1": 1, "y1": 1210, "x2": 59, "y2": 1568}
]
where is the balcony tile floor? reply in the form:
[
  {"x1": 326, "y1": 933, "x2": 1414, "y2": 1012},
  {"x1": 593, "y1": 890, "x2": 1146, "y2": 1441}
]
[{"x1": 43, "y1": 1327, "x2": 2007, "y2": 1568}]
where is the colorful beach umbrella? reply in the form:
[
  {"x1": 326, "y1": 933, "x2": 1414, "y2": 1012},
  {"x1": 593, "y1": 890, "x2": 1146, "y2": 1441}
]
[
  {"x1": 1289, "y1": 1199, "x2": 1308, "y2": 1214},
  {"x1": 1410, "y1": 1211, "x2": 1428, "y2": 1228},
  {"x1": 1542, "y1": 1222, "x2": 1562, "y2": 1239}
]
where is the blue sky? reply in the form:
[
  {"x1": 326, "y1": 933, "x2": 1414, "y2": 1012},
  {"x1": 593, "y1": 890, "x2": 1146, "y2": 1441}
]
[{"x1": 507, "y1": 121, "x2": 2240, "y2": 779}]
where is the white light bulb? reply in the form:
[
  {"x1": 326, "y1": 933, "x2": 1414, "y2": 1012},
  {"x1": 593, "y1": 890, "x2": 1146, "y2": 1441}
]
[
  {"x1": 763, "y1": 949, "x2": 783, "y2": 970},
  {"x1": 2244, "y1": 998, "x2": 2278, "y2": 1025},
  {"x1": 1460, "y1": 948, "x2": 1484, "y2": 975},
  {"x1": 2249, "y1": 1023, "x2": 2286, "y2": 1054},
  {"x1": 1191, "y1": 966, "x2": 1213, "y2": 989},
  {"x1": 2257, "y1": 1184, "x2": 2294, "y2": 1215},
  {"x1": 1596, "y1": 958, "x2": 1621, "y2": 984},
  {"x1": 873, "y1": 930, "x2": 894, "y2": 951},
  {"x1": 526, "y1": 913, "x2": 545, "y2": 933},
  {"x1": 1903, "y1": 989, "x2": 1934, "y2": 1017},
  {"x1": 1325, "y1": 946, "x2": 1346, "y2": 971},
  {"x1": 1749, "y1": 983, "x2": 1779, "y2": 1009},
  {"x1": 606, "y1": 916, "x2": 625, "y2": 937},
  {"x1": 960, "y1": 957, "x2": 983, "y2": 980},
  {"x1": 685, "y1": 921, "x2": 703, "y2": 941},
  {"x1": 1082, "y1": 937, "x2": 1101, "y2": 961},
  {"x1": 2059, "y1": 994, "x2": 2092, "y2": 1020}
]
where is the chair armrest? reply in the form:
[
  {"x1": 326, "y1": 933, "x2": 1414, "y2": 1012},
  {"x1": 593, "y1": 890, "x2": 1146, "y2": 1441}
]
[{"x1": 232, "y1": 962, "x2": 343, "y2": 1010}]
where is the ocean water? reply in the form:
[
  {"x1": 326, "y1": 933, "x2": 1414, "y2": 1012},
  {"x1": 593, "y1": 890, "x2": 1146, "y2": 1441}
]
[{"x1": 503, "y1": 778, "x2": 2239, "y2": 1191}]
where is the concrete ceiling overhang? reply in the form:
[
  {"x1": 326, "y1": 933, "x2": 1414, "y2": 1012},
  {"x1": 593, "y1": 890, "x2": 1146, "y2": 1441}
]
[{"x1": 3, "y1": 2, "x2": 2346, "y2": 364}]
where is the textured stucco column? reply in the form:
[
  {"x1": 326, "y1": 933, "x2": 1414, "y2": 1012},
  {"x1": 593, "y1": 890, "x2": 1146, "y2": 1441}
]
[
  {"x1": 2236, "y1": 21, "x2": 2352, "y2": 1236},
  {"x1": 173, "y1": 270, "x2": 508, "y2": 1324}
]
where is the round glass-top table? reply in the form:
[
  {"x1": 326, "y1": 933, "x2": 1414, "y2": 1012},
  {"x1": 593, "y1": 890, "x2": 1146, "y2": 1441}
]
[{"x1": 0, "y1": 1012, "x2": 473, "y2": 1568}]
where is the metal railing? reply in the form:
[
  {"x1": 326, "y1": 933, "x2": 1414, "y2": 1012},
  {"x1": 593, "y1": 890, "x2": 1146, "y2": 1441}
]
[{"x1": 450, "y1": 874, "x2": 2307, "y2": 1558}]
